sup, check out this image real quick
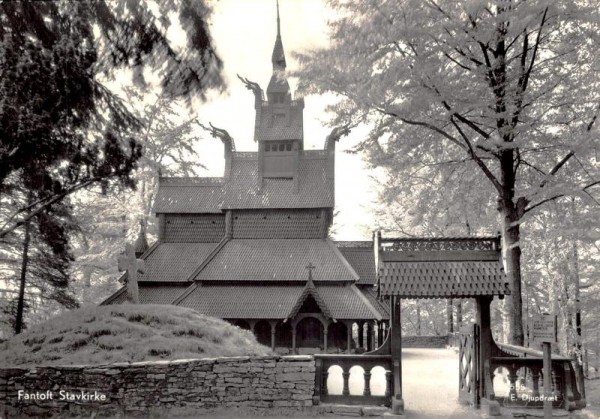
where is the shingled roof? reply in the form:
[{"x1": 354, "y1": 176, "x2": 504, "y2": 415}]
[
  {"x1": 336, "y1": 241, "x2": 377, "y2": 285},
  {"x1": 378, "y1": 237, "x2": 510, "y2": 298},
  {"x1": 154, "y1": 178, "x2": 225, "y2": 214},
  {"x1": 175, "y1": 283, "x2": 387, "y2": 320},
  {"x1": 138, "y1": 242, "x2": 221, "y2": 282},
  {"x1": 256, "y1": 104, "x2": 303, "y2": 141},
  {"x1": 222, "y1": 153, "x2": 332, "y2": 209},
  {"x1": 194, "y1": 239, "x2": 358, "y2": 282},
  {"x1": 100, "y1": 283, "x2": 191, "y2": 305},
  {"x1": 153, "y1": 152, "x2": 333, "y2": 214},
  {"x1": 177, "y1": 284, "x2": 303, "y2": 319}
]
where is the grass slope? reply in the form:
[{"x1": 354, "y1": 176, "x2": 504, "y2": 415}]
[{"x1": 0, "y1": 304, "x2": 271, "y2": 367}]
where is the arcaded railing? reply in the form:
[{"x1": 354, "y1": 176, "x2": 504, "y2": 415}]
[
  {"x1": 489, "y1": 342, "x2": 585, "y2": 410},
  {"x1": 313, "y1": 354, "x2": 392, "y2": 406}
]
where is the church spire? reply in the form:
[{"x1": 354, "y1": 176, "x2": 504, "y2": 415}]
[
  {"x1": 267, "y1": 0, "x2": 290, "y2": 99},
  {"x1": 271, "y1": 0, "x2": 286, "y2": 71}
]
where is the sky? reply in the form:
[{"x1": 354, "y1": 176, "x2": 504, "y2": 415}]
[{"x1": 187, "y1": 0, "x2": 380, "y2": 240}]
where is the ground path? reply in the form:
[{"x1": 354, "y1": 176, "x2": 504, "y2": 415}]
[{"x1": 400, "y1": 348, "x2": 482, "y2": 418}]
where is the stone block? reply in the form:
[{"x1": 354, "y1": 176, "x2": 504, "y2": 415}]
[
  {"x1": 363, "y1": 406, "x2": 389, "y2": 416},
  {"x1": 331, "y1": 405, "x2": 363, "y2": 416}
]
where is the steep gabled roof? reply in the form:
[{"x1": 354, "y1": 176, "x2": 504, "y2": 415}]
[
  {"x1": 154, "y1": 177, "x2": 225, "y2": 214},
  {"x1": 153, "y1": 152, "x2": 333, "y2": 214},
  {"x1": 288, "y1": 279, "x2": 332, "y2": 319},
  {"x1": 194, "y1": 239, "x2": 358, "y2": 282},
  {"x1": 136, "y1": 242, "x2": 220, "y2": 282}
]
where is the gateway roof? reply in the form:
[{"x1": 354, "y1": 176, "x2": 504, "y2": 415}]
[{"x1": 378, "y1": 237, "x2": 510, "y2": 298}]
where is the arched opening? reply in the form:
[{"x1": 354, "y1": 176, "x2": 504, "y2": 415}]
[
  {"x1": 276, "y1": 322, "x2": 292, "y2": 349},
  {"x1": 370, "y1": 366, "x2": 387, "y2": 396},
  {"x1": 254, "y1": 320, "x2": 271, "y2": 347},
  {"x1": 296, "y1": 316, "x2": 323, "y2": 349},
  {"x1": 326, "y1": 365, "x2": 343, "y2": 395},
  {"x1": 231, "y1": 319, "x2": 251, "y2": 330},
  {"x1": 328, "y1": 322, "x2": 348, "y2": 352},
  {"x1": 348, "y1": 365, "x2": 365, "y2": 395}
]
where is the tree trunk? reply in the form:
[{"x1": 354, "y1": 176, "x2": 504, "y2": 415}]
[
  {"x1": 15, "y1": 218, "x2": 31, "y2": 334},
  {"x1": 500, "y1": 198, "x2": 525, "y2": 346},
  {"x1": 571, "y1": 238, "x2": 585, "y2": 398}
]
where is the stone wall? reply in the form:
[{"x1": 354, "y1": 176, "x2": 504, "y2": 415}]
[
  {"x1": 0, "y1": 355, "x2": 315, "y2": 417},
  {"x1": 402, "y1": 335, "x2": 449, "y2": 348}
]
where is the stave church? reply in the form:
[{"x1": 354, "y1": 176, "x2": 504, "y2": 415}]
[{"x1": 102, "y1": 6, "x2": 390, "y2": 354}]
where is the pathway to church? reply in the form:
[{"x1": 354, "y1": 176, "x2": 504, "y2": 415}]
[{"x1": 397, "y1": 348, "x2": 483, "y2": 418}]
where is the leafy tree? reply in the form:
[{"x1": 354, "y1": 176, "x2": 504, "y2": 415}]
[
  {"x1": 298, "y1": 0, "x2": 600, "y2": 345},
  {"x1": 69, "y1": 92, "x2": 204, "y2": 306},
  {"x1": 0, "y1": 0, "x2": 222, "y2": 239}
]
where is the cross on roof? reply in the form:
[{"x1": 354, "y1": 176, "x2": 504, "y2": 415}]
[
  {"x1": 306, "y1": 263, "x2": 315, "y2": 281},
  {"x1": 117, "y1": 243, "x2": 145, "y2": 304}
]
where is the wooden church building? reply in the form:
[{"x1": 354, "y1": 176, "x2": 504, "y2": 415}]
[{"x1": 102, "y1": 7, "x2": 389, "y2": 354}]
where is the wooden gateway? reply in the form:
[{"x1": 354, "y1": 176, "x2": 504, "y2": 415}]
[{"x1": 328, "y1": 234, "x2": 585, "y2": 415}]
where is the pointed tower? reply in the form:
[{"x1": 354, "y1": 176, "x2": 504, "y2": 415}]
[{"x1": 256, "y1": 1, "x2": 305, "y2": 183}]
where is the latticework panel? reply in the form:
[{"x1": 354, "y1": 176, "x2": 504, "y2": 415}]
[
  {"x1": 164, "y1": 214, "x2": 225, "y2": 242},
  {"x1": 381, "y1": 237, "x2": 500, "y2": 252},
  {"x1": 232, "y1": 209, "x2": 327, "y2": 239}
]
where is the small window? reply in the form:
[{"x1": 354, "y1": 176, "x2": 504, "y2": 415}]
[
  {"x1": 265, "y1": 144, "x2": 270, "y2": 152},
  {"x1": 286, "y1": 143, "x2": 292, "y2": 151},
  {"x1": 279, "y1": 144, "x2": 285, "y2": 152}
]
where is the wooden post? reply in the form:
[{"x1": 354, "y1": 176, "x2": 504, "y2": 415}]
[
  {"x1": 358, "y1": 321, "x2": 364, "y2": 349},
  {"x1": 447, "y1": 299, "x2": 454, "y2": 334},
  {"x1": 476, "y1": 296, "x2": 493, "y2": 403},
  {"x1": 342, "y1": 369, "x2": 350, "y2": 396},
  {"x1": 270, "y1": 321, "x2": 277, "y2": 351},
  {"x1": 314, "y1": 358, "x2": 323, "y2": 405},
  {"x1": 543, "y1": 342, "x2": 552, "y2": 419},
  {"x1": 364, "y1": 370, "x2": 372, "y2": 396},
  {"x1": 346, "y1": 322, "x2": 352, "y2": 353},
  {"x1": 323, "y1": 328, "x2": 328, "y2": 353},
  {"x1": 390, "y1": 295, "x2": 404, "y2": 414},
  {"x1": 292, "y1": 325, "x2": 297, "y2": 354}
]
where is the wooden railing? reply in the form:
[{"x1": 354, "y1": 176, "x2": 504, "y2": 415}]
[
  {"x1": 313, "y1": 354, "x2": 393, "y2": 406},
  {"x1": 488, "y1": 342, "x2": 586, "y2": 410}
]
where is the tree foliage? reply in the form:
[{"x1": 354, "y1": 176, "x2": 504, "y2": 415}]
[
  {"x1": 0, "y1": 0, "x2": 222, "y2": 238},
  {"x1": 298, "y1": 0, "x2": 600, "y2": 345},
  {"x1": 0, "y1": 0, "x2": 222, "y2": 333}
]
